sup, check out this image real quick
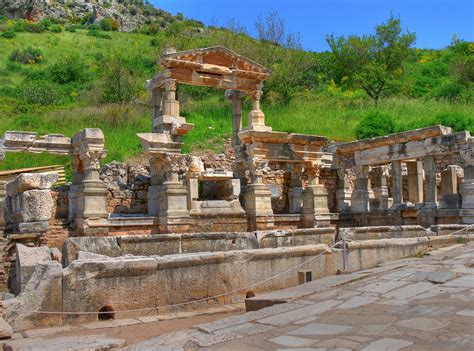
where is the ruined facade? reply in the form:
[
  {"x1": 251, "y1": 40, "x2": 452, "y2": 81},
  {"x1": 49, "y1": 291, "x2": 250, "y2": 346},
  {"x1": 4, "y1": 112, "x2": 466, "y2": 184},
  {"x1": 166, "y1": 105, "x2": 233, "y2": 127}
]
[{"x1": 0, "y1": 46, "x2": 473, "y2": 332}]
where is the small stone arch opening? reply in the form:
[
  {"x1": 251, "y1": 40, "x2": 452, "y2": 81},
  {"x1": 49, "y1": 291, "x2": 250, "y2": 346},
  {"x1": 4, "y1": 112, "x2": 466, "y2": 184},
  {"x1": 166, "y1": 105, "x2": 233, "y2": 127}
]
[
  {"x1": 246, "y1": 290, "x2": 256, "y2": 298},
  {"x1": 98, "y1": 305, "x2": 115, "y2": 321}
]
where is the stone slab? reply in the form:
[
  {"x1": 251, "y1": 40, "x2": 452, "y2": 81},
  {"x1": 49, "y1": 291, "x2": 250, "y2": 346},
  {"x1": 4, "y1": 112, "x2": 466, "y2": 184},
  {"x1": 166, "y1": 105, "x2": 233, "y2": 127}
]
[
  {"x1": 361, "y1": 338, "x2": 413, "y2": 351},
  {"x1": 3, "y1": 335, "x2": 125, "y2": 351},
  {"x1": 289, "y1": 322, "x2": 352, "y2": 336}
]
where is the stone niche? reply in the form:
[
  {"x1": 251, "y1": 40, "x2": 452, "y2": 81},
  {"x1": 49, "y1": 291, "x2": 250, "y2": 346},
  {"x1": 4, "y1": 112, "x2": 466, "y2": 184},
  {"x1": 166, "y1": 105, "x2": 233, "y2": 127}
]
[{"x1": 5, "y1": 173, "x2": 58, "y2": 234}]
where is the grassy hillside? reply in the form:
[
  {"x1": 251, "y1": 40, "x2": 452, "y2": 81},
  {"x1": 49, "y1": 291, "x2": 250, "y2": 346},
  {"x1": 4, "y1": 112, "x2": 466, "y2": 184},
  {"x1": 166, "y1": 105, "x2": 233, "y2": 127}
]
[{"x1": 0, "y1": 20, "x2": 472, "y2": 177}]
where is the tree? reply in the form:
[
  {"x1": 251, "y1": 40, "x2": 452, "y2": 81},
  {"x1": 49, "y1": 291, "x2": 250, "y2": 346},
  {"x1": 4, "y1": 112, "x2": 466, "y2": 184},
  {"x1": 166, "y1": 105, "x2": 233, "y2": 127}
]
[{"x1": 327, "y1": 16, "x2": 416, "y2": 104}]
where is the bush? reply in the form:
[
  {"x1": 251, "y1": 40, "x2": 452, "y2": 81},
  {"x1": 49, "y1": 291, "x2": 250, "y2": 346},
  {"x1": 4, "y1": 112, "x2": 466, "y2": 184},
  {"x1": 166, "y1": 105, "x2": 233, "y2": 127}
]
[
  {"x1": 48, "y1": 56, "x2": 89, "y2": 84},
  {"x1": 18, "y1": 80, "x2": 65, "y2": 105},
  {"x1": 98, "y1": 18, "x2": 119, "y2": 31},
  {"x1": 88, "y1": 24, "x2": 101, "y2": 31},
  {"x1": 12, "y1": 21, "x2": 24, "y2": 32},
  {"x1": 150, "y1": 37, "x2": 160, "y2": 47},
  {"x1": 355, "y1": 111, "x2": 396, "y2": 139},
  {"x1": 39, "y1": 18, "x2": 52, "y2": 31},
  {"x1": 65, "y1": 25, "x2": 77, "y2": 32},
  {"x1": 49, "y1": 24, "x2": 63, "y2": 33},
  {"x1": 9, "y1": 47, "x2": 44, "y2": 64},
  {"x1": 1, "y1": 30, "x2": 16, "y2": 39},
  {"x1": 23, "y1": 21, "x2": 44, "y2": 33},
  {"x1": 87, "y1": 30, "x2": 112, "y2": 39},
  {"x1": 432, "y1": 112, "x2": 473, "y2": 132},
  {"x1": 429, "y1": 81, "x2": 464, "y2": 101}
]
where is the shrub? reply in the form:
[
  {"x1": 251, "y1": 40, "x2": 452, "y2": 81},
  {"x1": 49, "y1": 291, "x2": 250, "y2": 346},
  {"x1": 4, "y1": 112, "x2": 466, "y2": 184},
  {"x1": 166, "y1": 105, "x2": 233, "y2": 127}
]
[
  {"x1": 49, "y1": 24, "x2": 63, "y2": 33},
  {"x1": 9, "y1": 47, "x2": 44, "y2": 64},
  {"x1": 48, "y1": 56, "x2": 89, "y2": 84},
  {"x1": 39, "y1": 18, "x2": 52, "y2": 31},
  {"x1": 99, "y1": 18, "x2": 113, "y2": 31},
  {"x1": 1, "y1": 30, "x2": 16, "y2": 39},
  {"x1": 99, "y1": 18, "x2": 119, "y2": 31},
  {"x1": 12, "y1": 21, "x2": 24, "y2": 32},
  {"x1": 65, "y1": 25, "x2": 77, "y2": 32},
  {"x1": 88, "y1": 24, "x2": 101, "y2": 31},
  {"x1": 87, "y1": 30, "x2": 112, "y2": 39},
  {"x1": 355, "y1": 111, "x2": 396, "y2": 139},
  {"x1": 150, "y1": 37, "x2": 160, "y2": 47},
  {"x1": 431, "y1": 112, "x2": 473, "y2": 132},
  {"x1": 23, "y1": 21, "x2": 44, "y2": 33},
  {"x1": 429, "y1": 81, "x2": 464, "y2": 101},
  {"x1": 18, "y1": 80, "x2": 65, "y2": 105}
]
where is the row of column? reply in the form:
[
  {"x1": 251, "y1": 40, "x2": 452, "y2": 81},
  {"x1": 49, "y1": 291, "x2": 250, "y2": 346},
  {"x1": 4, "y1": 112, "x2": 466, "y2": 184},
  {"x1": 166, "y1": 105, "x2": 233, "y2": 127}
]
[{"x1": 344, "y1": 158, "x2": 474, "y2": 216}]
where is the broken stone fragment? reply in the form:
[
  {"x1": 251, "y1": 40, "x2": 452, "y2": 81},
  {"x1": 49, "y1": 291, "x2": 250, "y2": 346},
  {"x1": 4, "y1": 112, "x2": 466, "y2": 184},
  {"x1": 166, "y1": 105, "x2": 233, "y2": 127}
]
[
  {"x1": 0, "y1": 317, "x2": 13, "y2": 339},
  {"x1": 5, "y1": 261, "x2": 63, "y2": 332},
  {"x1": 14, "y1": 244, "x2": 52, "y2": 295},
  {"x1": 6, "y1": 173, "x2": 59, "y2": 197},
  {"x1": 12, "y1": 190, "x2": 54, "y2": 223}
]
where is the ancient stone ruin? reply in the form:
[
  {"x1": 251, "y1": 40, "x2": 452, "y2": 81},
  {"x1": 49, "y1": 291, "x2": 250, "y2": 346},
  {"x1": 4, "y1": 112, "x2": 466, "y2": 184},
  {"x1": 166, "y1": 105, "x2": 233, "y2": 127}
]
[{"x1": 0, "y1": 46, "x2": 472, "y2": 334}]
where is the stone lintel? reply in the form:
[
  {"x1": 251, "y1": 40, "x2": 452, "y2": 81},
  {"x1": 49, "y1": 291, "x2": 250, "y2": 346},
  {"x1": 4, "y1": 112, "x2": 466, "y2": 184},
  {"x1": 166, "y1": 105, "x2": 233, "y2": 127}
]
[{"x1": 337, "y1": 125, "x2": 452, "y2": 155}]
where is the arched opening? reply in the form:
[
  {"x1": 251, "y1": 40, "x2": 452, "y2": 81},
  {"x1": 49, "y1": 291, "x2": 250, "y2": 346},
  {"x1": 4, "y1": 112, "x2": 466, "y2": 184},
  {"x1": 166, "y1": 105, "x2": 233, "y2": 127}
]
[
  {"x1": 98, "y1": 305, "x2": 115, "y2": 321},
  {"x1": 246, "y1": 290, "x2": 256, "y2": 298}
]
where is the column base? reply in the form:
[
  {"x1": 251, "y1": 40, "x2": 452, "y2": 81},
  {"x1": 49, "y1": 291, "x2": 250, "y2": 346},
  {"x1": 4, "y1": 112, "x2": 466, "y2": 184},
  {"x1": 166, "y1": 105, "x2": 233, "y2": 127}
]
[
  {"x1": 244, "y1": 184, "x2": 274, "y2": 231},
  {"x1": 302, "y1": 185, "x2": 330, "y2": 228}
]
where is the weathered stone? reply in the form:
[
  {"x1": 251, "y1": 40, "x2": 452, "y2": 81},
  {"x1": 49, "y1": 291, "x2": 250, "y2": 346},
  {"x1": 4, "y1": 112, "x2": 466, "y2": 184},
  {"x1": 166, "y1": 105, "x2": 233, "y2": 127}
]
[
  {"x1": 62, "y1": 237, "x2": 122, "y2": 266},
  {"x1": 5, "y1": 261, "x2": 63, "y2": 331},
  {"x1": 16, "y1": 221, "x2": 48, "y2": 233},
  {"x1": 0, "y1": 317, "x2": 13, "y2": 339},
  {"x1": 2, "y1": 335, "x2": 125, "y2": 351},
  {"x1": 6, "y1": 173, "x2": 58, "y2": 197},
  {"x1": 14, "y1": 244, "x2": 52, "y2": 295}
]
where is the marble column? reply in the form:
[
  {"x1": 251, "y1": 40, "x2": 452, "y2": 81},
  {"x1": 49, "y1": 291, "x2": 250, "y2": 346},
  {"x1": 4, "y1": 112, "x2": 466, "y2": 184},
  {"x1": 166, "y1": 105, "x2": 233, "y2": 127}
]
[
  {"x1": 461, "y1": 165, "x2": 474, "y2": 223},
  {"x1": 225, "y1": 90, "x2": 245, "y2": 147},
  {"x1": 243, "y1": 90, "x2": 272, "y2": 132},
  {"x1": 350, "y1": 165, "x2": 373, "y2": 213},
  {"x1": 373, "y1": 172, "x2": 390, "y2": 211},
  {"x1": 336, "y1": 169, "x2": 352, "y2": 213},
  {"x1": 302, "y1": 162, "x2": 330, "y2": 227},
  {"x1": 439, "y1": 166, "x2": 461, "y2": 209},
  {"x1": 243, "y1": 158, "x2": 274, "y2": 230},
  {"x1": 423, "y1": 155, "x2": 437, "y2": 208},
  {"x1": 407, "y1": 161, "x2": 424, "y2": 204},
  {"x1": 391, "y1": 160, "x2": 403, "y2": 209},
  {"x1": 288, "y1": 164, "x2": 303, "y2": 214}
]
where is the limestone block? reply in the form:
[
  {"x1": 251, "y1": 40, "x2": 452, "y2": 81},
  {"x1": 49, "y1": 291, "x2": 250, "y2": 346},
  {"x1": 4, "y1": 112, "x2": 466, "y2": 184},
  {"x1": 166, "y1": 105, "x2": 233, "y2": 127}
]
[
  {"x1": 12, "y1": 190, "x2": 53, "y2": 223},
  {"x1": 461, "y1": 165, "x2": 474, "y2": 211},
  {"x1": 16, "y1": 221, "x2": 48, "y2": 233},
  {"x1": 6, "y1": 173, "x2": 58, "y2": 197},
  {"x1": 0, "y1": 317, "x2": 13, "y2": 339},
  {"x1": 14, "y1": 244, "x2": 52, "y2": 295},
  {"x1": 62, "y1": 237, "x2": 122, "y2": 266},
  {"x1": 5, "y1": 261, "x2": 63, "y2": 331}
]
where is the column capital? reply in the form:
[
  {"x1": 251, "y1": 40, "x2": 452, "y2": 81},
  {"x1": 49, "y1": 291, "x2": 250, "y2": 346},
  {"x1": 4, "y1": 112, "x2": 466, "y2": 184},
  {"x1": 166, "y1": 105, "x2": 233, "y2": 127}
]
[{"x1": 163, "y1": 78, "x2": 177, "y2": 92}]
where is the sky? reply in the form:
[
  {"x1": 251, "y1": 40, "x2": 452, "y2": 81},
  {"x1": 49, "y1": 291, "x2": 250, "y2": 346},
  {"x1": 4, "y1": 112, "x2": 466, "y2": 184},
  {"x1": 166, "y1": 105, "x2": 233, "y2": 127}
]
[{"x1": 152, "y1": 0, "x2": 474, "y2": 52}]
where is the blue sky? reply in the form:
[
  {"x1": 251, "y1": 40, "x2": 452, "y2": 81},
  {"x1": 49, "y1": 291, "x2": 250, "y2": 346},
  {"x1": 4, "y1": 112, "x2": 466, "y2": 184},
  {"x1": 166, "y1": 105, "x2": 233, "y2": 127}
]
[{"x1": 152, "y1": 0, "x2": 474, "y2": 52}]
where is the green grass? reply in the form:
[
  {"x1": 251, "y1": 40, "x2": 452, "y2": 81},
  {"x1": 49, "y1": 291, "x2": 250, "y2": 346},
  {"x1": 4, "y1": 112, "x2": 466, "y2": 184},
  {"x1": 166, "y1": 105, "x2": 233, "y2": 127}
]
[{"x1": 0, "y1": 30, "x2": 472, "y2": 177}]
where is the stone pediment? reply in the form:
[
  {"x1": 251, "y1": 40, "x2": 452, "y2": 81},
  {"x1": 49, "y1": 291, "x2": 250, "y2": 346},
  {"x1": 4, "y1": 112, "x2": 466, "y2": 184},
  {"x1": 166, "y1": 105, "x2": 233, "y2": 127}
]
[{"x1": 160, "y1": 46, "x2": 271, "y2": 79}]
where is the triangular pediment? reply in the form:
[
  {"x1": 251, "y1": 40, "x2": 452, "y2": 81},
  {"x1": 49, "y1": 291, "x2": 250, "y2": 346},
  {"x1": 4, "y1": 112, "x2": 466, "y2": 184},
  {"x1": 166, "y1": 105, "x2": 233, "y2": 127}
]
[{"x1": 161, "y1": 46, "x2": 271, "y2": 76}]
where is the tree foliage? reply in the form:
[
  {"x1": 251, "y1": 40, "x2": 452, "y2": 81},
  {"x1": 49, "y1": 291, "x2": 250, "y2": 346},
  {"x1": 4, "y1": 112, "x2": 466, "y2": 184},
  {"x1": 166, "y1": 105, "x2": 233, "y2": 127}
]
[{"x1": 327, "y1": 16, "x2": 416, "y2": 104}]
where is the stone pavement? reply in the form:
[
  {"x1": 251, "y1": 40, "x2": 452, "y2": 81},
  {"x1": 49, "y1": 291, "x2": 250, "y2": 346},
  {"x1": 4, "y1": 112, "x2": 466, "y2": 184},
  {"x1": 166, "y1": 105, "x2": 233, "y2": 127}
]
[{"x1": 124, "y1": 242, "x2": 474, "y2": 351}]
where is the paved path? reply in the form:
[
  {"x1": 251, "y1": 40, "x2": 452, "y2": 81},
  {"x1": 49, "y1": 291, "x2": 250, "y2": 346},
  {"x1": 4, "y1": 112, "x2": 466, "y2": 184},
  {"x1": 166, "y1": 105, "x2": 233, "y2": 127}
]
[{"x1": 125, "y1": 242, "x2": 474, "y2": 351}]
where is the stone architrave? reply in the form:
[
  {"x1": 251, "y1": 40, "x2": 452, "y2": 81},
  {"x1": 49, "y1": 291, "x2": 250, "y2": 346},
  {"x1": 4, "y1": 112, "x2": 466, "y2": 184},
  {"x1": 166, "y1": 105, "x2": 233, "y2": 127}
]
[
  {"x1": 407, "y1": 161, "x2": 424, "y2": 204},
  {"x1": 423, "y1": 155, "x2": 437, "y2": 208},
  {"x1": 350, "y1": 165, "x2": 374, "y2": 213},
  {"x1": 439, "y1": 166, "x2": 461, "y2": 209}
]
